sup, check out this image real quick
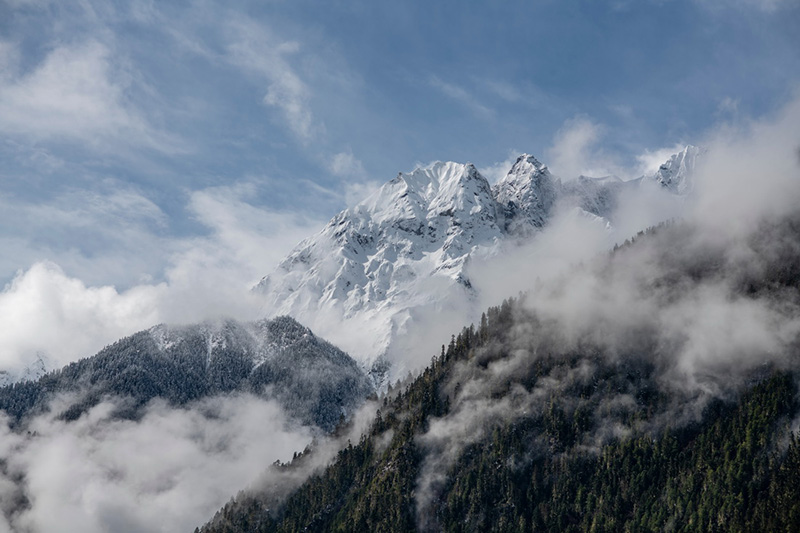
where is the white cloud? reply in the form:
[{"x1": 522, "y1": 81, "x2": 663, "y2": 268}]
[
  {"x1": 329, "y1": 151, "x2": 366, "y2": 178},
  {"x1": 0, "y1": 186, "x2": 170, "y2": 288},
  {"x1": 634, "y1": 143, "x2": 690, "y2": 176},
  {"x1": 465, "y1": 93, "x2": 800, "y2": 398},
  {"x1": 546, "y1": 116, "x2": 626, "y2": 180},
  {"x1": 225, "y1": 18, "x2": 319, "y2": 142},
  {"x1": 343, "y1": 180, "x2": 381, "y2": 207},
  {"x1": 328, "y1": 151, "x2": 380, "y2": 205},
  {"x1": 0, "y1": 182, "x2": 325, "y2": 378},
  {"x1": 689, "y1": 90, "x2": 800, "y2": 236},
  {"x1": 0, "y1": 262, "x2": 163, "y2": 373},
  {"x1": 0, "y1": 395, "x2": 312, "y2": 533},
  {"x1": 478, "y1": 151, "x2": 520, "y2": 184},
  {"x1": 0, "y1": 41, "x2": 177, "y2": 151},
  {"x1": 488, "y1": 92, "x2": 800, "y2": 370},
  {"x1": 161, "y1": 183, "x2": 324, "y2": 318},
  {"x1": 547, "y1": 116, "x2": 686, "y2": 181}
]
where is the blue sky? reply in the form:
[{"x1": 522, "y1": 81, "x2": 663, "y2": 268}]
[{"x1": 0, "y1": 0, "x2": 798, "y2": 308}]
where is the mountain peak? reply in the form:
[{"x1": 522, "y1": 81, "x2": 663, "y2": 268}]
[
  {"x1": 650, "y1": 145, "x2": 701, "y2": 195},
  {"x1": 512, "y1": 153, "x2": 546, "y2": 170},
  {"x1": 353, "y1": 161, "x2": 487, "y2": 224},
  {"x1": 256, "y1": 147, "x2": 698, "y2": 374},
  {"x1": 493, "y1": 153, "x2": 557, "y2": 230},
  {"x1": 399, "y1": 160, "x2": 482, "y2": 198}
]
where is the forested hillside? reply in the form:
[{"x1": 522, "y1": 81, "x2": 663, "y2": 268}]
[
  {"x1": 201, "y1": 215, "x2": 800, "y2": 532},
  {"x1": 0, "y1": 316, "x2": 373, "y2": 431}
]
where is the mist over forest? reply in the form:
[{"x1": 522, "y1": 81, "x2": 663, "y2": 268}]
[
  {"x1": 199, "y1": 95, "x2": 800, "y2": 532},
  {"x1": 0, "y1": 2, "x2": 799, "y2": 531}
]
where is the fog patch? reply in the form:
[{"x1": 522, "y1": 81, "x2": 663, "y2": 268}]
[{"x1": 0, "y1": 394, "x2": 313, "y2": 533}]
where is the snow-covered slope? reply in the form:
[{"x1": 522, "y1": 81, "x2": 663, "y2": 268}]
[
  {"x1": 648, "y1": 145, "x2": 701, "y2": 195},
  {"x1": 258, "y1": 161, "x2": 503, "y2": 305},
  {"x1": 256, "y1": 147, "x2": 699, "y2": 383},
  {"x1": 493, "y1": 154, "x2": 558, "y2": 231},
  {"x1": 255, "y1": 162, "x2": 509, "y2": 378}
]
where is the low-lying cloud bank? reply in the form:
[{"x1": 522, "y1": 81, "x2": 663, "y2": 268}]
[{"x1": 0, "y1": 394, "x2": 314, "y2": 533}]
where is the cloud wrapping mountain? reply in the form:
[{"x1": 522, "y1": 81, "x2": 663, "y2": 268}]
[
  {"x1": 256, "y1": 147, "x2": 698, "y2": 382},
  {"x1": 410, "y1": 94, "x2": 800, "y2": 526},
  {"x1": 0, "y1": 316, "x2": 374, "y2": 532}
]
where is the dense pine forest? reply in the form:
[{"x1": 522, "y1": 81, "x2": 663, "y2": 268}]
[
  {"x1": 200, "y1": 216, "x2": 800, "y2": 532},
  {"x1": 0, "y1": 316, "x2": 372, "y2": 432}
]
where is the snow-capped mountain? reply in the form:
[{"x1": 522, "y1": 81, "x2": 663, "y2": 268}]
[
  {"x1": 493, "y1": 154, "x2": 558, "y2": 231},
  {"x1": 256, "y1": 147, "x2": 700, "y2": 382},
  {"x1": 255, "y1": 161, "x2": 511, "y2": 376},
  {"x1": 258, "y1": 161, "x2": 504, "y2": 305}
]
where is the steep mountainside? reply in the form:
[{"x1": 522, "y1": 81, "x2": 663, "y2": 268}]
[
  {"x1": 0, "y1": 316, "x2": 373, "y2": 432},
  {"x1": 648, "y1": 145, "x2": 702, "y2": 194},
  {"x1": 202, "y1": 210, "x2": 800, "y2": 533},
  {"x1": 493, "y1": 154, "x2": 558, "y2": 231},
  {"x1": 256, "y1": 147, "x2": 700, "y2": 378}
]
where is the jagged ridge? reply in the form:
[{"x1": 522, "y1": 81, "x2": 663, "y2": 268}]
[{"x1": 255, "y1": 147, "x2": 700, "y2": 378}]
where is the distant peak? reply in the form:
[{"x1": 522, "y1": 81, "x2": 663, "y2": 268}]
[
  {"x1": 664, "y1": 145, "x2": 699, "y2": 163},
  {"x1": 513, "y1": 153, "x2": 545, "y2": 168},
  {"x1": 502, "y1": 154, "x2": 549, "y2": 181},
  {"x1": 650, "y1": 145, "x2": 702, "y2": 195},
  {"x1": 493, "y1": 152, "x2": 557, "y2": 230},
  {"x1": 497, "y1": 153, "x2": 550, "y2": 187}
]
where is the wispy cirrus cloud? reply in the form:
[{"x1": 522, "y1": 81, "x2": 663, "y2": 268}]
[
  {"x1": 0, "y1": 185, "x2": 170, "y2": 288},
  {"x1": 429, "y1": 76, "x2": 493, "y2": 120},
  {"x1": 153, "y1": 6, "x2": 328, "y2": 145},
  {"x1": 224, "y1": 18, "x2": 321, "y2": 142},
  {"x1": 0, "y1": 40, "x2": 181, "y2": 152}
]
